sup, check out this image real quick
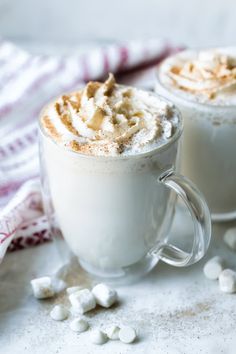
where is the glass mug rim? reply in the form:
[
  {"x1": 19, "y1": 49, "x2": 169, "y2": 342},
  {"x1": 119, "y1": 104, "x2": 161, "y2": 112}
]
[
  {"x1": 38, "y1": 91, "x2": 184, "y2": 162},
  {"x1": 156, "y1": 47, "x2": 236, "y2": 112}
]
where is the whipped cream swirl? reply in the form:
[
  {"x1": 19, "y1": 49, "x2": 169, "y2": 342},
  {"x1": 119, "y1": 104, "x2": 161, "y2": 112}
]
[
  {"x1": 41, "y1": 74, "x2": 178, "y2": 156},
  {"x1": 160, "y1": 49, "x2": 236, "y2": 104}
]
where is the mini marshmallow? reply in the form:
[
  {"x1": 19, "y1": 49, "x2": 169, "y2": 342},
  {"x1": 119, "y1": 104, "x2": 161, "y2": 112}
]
[
  {"x1": 69, "y1": 289, "x2": 96, "y2": 314},
  {"x1": 223, "y1": 228, "x2": 236, "y2": 251},
  {"x1": 31, "y1": 276, "x2": 55, "y2": 299},
  {"x1": 52, "y1": 278, "x2": 67, "y2": 294},
  {"x1": 119, "y1": 326, "x2": 136, "y2": 344},
  {"x1": 219, "y1": 269, "x2": 236, "y2": 293},
  {"x1": 105, "y1": 325, "x2": 120, "y2": 340},
  {"x1": 69, "y1": 318, "x2": 89, "y2": 332},
  {"x1": 92, "y1": 283, "x2": 117, "y2": 308},
  {"x1": 90, "y1": 329, "x2": 108, "y2": 345},
  {"x1": 203, "y1": 256, "x2": 224, "y2": 280},
  {"x1": 66, "y1": 286, "x2": 84, "y2": 295},
  {"x1": 50, "y1": 305, "x2": 69, "y2": 321}
]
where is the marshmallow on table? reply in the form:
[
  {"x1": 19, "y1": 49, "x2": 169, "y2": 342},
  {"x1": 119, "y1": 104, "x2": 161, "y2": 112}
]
[
  {"x1": 69, "y1": 318, "x2": 89, "y2": 333},
  {"x1": 119, "y1": 326, "x2": 136, "y2": 344},
  {"x1": 69, "y1": 289, "x2": 96, "y2": 314},
  {"x1": 50, "y1": 305, "x2": 69, "y2": 321},
  {"x1": 219, "y1": 269, "x2": 236, "y2": 293},
  {"x1": 31, "y1": 276, "x2": 55, "y2": 299},
  {"x1": 51, "y1": 278, "x2": 67, "y2": 294},
  {"x1": 203, "y1": 256, "x2": 224, "y2": 280},
  {"x1": 223, "y1": 228, "x2": 236, "y2": 251},
  {"x1": 90, "y1": 329, "x2": 108, "y2": 345},
  {"x1": 105, "y1": 325, "x2": 120, "y2": 340},
  {"x1": 92, "y1": 283, "x2": 117, "y2": 308}
]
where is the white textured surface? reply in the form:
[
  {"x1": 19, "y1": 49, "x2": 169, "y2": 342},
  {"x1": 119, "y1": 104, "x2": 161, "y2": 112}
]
[{"x1": 1, "y1": 208, "x2": 236, "y2": 354}]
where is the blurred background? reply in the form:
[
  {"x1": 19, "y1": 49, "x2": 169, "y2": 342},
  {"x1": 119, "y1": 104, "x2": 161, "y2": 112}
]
[{"x1": 0, "y1": 0, "x2": 236, "y2": 54}]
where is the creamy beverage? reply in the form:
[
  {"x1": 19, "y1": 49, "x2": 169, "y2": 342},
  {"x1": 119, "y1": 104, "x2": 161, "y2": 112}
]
[
  {"x1": 156, "y1": 48, "x2": 236, "y2": 220},
  {"x1": 39, "y1": 74, "x2": 211, "y2": 280}
]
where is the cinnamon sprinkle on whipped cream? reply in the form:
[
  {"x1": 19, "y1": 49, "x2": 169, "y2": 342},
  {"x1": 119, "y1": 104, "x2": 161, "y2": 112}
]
[
  {"x1": 159, "y1": 48, "x2": 236, "y2": 105},
  {"x1": 41, "y1": 74, "x2": 178, "y2": 156}
]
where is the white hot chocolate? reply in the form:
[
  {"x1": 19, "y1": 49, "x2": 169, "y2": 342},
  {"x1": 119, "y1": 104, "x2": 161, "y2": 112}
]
[
  {"x1": 156, "y1": 48, "x2": 236, "y2": 220},
  {"x1": 40, "y1": 75, "x2": 181, "y2": 271}
]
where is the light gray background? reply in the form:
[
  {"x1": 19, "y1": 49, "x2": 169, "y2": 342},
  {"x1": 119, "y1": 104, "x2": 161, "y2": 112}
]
[{"x1": 0, "y1": 0, "x2": 235, "y2": 47}]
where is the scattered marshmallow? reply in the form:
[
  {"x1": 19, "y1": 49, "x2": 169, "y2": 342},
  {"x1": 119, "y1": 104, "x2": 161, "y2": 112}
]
[
  {"x1": 66, "y1": 286, "x2": 84, "y2": 295},
  {"x1": 105, "y1": 325, "x2": 120, "y2": 340},
  {"x1": 163, "y1": 120, "x2": 173, "y2": 138},
  {"x1": 119, "y1": 326, "x2": 136, "y2": 344},
  {"x1": 69, "y1": 318, "x2": 89, "y2": 333},
  {"x1": 31, "y1": 276, "x2": 55, "y2": 299},
  {"x1": 92, "y1": 283, "x2": 117, "y2": 308},
  {"x1": 203, "y1": 256, "x2": 224, "y2": 280},
  {"x1": 219, "y1": 269, "x2": 236, "y2": 294},
  {"x1": 52, "y1": 278, "x2": 67, "y2": 294},
  {"x1": 223, "y1": 228, "x2": 236, "y2": 251},
  {"x1": 50, "y1": 305, "x2": 69, "y2": 321},
  {"x1": 90, "y1": 329, "x2": 108, "y2": 345},
  {"x1": 69, "y1": 289, "x2": 96, "y2": 314}
]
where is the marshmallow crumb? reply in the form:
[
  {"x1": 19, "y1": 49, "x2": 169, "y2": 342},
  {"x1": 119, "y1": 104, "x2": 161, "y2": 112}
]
[
  {"x1": 223, "y1": 228, "x2": 236, "y2": 251},
  {"x1": 119, "y1": 326, "x2": 137, "y2": 344},
  {"x1": 203, "y1": 256, "x2": 224, "y2": 280},
  {"x1": 31, "y1": 276, "x2": 55, "y2": 299},
  {"x1": 90, "y1": 329, "x2": 108, "y2": 345},
  {"x1": 69, "y1": 289, "x2": 96, "y2": 314},
  {"x1": 219, "y1": 269, "x2": 236, "y2": 293},
  {"x1": 50, "y1": 305, "x2": 69, "y2": 321},
  {"x1": 51, "y1": 278, "x2": 67, "y2": 294},
  {"x1": 105, "y1": 325, "x2": 120, "y2": 340},
  {"x1": 92, "y1": 283, "x2": 117, "y2": 308},
  {"x1": 69, "y1": 318, "x2": 89, "y2": 333}
]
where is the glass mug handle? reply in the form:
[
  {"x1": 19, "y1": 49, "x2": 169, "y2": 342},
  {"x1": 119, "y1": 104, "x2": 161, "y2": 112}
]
[{"x1": 153, "y1": 170, "x2": 211, "y2": 267}]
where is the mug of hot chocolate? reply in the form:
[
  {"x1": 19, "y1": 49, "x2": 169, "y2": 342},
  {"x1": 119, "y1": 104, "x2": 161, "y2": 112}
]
[
  {"x1": 155, "y1": 48, "x2": 236, "y2": 221},
  {"x1": 39, "y1": 74, "x2": 211, "y2": 282}
]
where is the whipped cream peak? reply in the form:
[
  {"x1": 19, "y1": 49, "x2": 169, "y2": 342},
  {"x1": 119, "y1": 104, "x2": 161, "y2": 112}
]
[
  {"x1": 41, "y1": 74, "x2": 178, "y2": 156},
  {"x1": 160, "y1": 48, "x2": 236, "y2": 104}
]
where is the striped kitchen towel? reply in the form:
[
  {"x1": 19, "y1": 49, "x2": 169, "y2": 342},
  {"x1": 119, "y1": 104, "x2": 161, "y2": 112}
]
[{"x1": 0, "y1": 38, "x2": 180, "y2": 262}]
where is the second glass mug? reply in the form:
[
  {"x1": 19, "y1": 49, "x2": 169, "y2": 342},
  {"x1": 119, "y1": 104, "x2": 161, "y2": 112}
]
[
  {"x1": 155, "y1": 49, "x2": 236, "y2": 221},
  {"x1": 39, "y1": 98, "x2": 211, "y2": 283}
]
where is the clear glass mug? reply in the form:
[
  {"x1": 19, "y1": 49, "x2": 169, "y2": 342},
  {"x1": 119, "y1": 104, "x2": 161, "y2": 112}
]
[
  {"x1": 39, "y1": 97, "x2": 211, "y2": 283},
  {"x1": 155, "y1": 49, "x2": 236, "y2": 222}
]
